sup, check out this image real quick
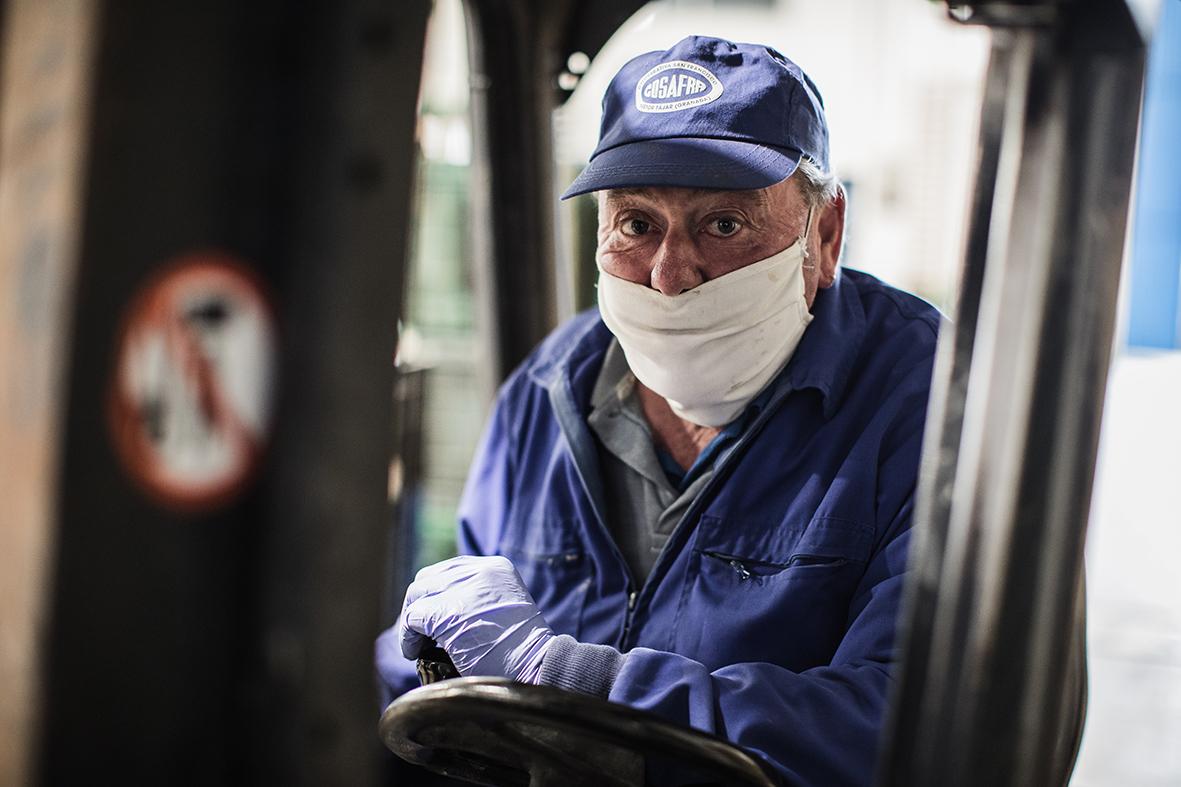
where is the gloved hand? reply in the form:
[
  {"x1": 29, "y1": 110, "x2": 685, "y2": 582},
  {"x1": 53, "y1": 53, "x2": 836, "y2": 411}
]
[{"x1": 398, "y1": 555, "x2": 555, "y2": 684}]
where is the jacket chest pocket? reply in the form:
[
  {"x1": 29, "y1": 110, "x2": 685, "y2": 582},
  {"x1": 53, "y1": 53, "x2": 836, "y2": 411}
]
[
  {"x1": 500, "y1": 526, "x2": 592, "y2": 640},
  {"x1": 673, "y1": 516, "x2": 873, "y2": 672}
]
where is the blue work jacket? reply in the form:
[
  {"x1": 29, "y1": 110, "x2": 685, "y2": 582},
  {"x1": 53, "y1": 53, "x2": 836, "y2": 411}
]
[{"x1": 456, "y1": 268, "x2": 939, "y2": 785}]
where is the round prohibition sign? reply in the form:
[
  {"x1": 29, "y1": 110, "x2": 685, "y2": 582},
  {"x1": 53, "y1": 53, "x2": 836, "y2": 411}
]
[{"x1": 108, "y1": 253, "x2": 277, "y2": 511}]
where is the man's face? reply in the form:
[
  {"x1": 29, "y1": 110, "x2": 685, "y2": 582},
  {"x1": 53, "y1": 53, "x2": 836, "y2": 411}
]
[{"x1": 596, "y1": 175, "x2": 843, "y2": 307}]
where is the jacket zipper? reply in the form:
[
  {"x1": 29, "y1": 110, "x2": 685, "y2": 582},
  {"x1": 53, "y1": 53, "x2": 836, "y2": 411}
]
[
  {"x1": 700, "y1": 549, "x2": 849, "y2": 578},
  {"x1": 727, "y1": 558, "x2": 753, "y2": 581},
  {"x1": 620, "y1": 590, "x2": 638, "y2": 644},
  {"x1": 700, "y1": 550, "x2": 755, "y2": 581}
]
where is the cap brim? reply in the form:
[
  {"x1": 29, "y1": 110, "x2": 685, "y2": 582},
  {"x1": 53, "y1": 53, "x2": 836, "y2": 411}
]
[{"x1": 561, "y1": 137, "x2": 801, "y2": 200}]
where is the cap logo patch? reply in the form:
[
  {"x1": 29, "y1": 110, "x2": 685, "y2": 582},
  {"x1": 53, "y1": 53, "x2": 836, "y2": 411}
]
[{"x1": 634, "y1": 60, "x2": 723, "y2": 113}]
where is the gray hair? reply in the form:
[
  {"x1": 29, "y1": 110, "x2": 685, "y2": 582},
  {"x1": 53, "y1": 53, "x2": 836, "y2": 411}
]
[{"x1": 794, "y1": 157, "x2": 841, "y2": 209}]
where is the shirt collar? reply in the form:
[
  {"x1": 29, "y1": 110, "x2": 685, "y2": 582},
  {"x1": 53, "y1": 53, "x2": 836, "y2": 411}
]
[{"x1": 588, "y1": 339, "x2": 634, "y2": 413}]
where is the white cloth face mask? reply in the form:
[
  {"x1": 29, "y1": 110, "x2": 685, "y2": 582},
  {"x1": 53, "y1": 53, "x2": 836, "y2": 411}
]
[{"x1": 596, "y1": 215, "x2": 815, "y2": 428}]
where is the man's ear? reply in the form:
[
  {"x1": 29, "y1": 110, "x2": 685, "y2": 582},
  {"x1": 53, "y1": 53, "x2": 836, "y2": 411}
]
[{"x1": 816, "y1": 186, "x2": 846, "y2": 288}]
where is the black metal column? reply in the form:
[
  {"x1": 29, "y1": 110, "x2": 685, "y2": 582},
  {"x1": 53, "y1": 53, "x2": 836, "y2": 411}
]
[
  {"x1": 246, "y1": 3, "x2": 430, "y2": 784},
  {"x1": 460, "y1": 0, "x2": 646, "y2": 388},
  {"x1": 463, "y1": 0, "x2": 570, "y2": 389},
  {"x1": 881, "y1": 1, "x2": 1150, "y2": 785},
  {"x1": 877, "y1": 21, "x2": 1013, "y2": 783},
  {"x1": 22, "y1": 1, "x2": 429, "y2": 785}
]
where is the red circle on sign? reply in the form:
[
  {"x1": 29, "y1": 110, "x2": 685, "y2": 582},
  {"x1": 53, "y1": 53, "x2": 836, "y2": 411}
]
[{"x1": 108, "y1": 252, "x2": 277, "y2": 512}]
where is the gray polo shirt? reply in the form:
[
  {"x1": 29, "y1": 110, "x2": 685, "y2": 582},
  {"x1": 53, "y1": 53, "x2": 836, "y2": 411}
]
[{"x1": 587, "y1": 340, "x2": 717, "y2": 585}]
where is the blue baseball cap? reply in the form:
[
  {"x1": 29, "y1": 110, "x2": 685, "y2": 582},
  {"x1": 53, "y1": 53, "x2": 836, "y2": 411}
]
[{"x1": 562, "y1": 35, "x2": 829, "y2": 199}]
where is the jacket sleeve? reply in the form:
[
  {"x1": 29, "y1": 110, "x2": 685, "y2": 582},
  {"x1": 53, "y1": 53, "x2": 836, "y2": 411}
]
[{"x1": 604, "y1": 396, "x2": 925, "y2": 787}]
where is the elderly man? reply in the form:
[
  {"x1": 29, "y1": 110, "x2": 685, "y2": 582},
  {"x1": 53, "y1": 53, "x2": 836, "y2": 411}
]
[{"x1": 378, "y1": 35, "x2": 939, "y2": 785}]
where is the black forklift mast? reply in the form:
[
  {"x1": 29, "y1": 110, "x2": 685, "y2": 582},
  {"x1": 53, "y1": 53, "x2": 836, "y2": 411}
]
[{"x1": 881, "y1": 1, "x2": 1153, "y2": 785}]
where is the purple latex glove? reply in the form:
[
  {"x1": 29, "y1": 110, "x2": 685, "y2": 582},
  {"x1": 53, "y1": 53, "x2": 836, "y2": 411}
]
[{"x1": 398, "y1": 555, "x2": 554, "y2": 684}]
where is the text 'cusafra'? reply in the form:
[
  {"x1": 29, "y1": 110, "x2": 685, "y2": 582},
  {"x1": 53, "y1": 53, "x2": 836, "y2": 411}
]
[{"x1": 634, "y1": 60, "x2": 724, "y2": 114}]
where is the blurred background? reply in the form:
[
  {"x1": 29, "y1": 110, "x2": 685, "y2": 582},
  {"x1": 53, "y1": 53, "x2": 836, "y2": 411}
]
[{"x1": 399, "y1": 0, "x2": 1181, "y2": 784}]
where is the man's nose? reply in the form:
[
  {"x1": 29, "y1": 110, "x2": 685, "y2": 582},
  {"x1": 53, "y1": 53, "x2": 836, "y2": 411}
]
[{"x1": 648, "y1": 235, "x2": 705, "y2": 295}]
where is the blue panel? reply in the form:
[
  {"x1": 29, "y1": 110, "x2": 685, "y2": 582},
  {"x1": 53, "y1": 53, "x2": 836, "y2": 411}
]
[{"x1": 1128, "y1": 0, "x2": 1181, "y2": 349}]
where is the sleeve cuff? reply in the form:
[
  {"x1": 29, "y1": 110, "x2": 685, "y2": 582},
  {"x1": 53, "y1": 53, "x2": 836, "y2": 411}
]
[{"x1": 536, "y1": 634, "x2": 626, "y2": 699}]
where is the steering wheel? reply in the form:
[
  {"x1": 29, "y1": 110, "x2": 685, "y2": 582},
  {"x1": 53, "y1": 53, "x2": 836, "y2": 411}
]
[{"x1": 379, "y1": 677, "x2": 780, "y2": 786}]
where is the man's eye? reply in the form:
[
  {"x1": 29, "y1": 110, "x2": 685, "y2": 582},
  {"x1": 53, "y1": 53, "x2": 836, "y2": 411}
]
[
  {"x1": 622, "y1": 218, "x2": 652, "y2": 236},
  {"x1": 709, "y1": 217, "x2": 741, "y2": 237}
]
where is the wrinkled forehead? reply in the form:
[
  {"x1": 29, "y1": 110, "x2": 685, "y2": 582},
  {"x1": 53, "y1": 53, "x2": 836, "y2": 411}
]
[{"x1": 598, "y1": 184, "x2": 778, "y2": 213}]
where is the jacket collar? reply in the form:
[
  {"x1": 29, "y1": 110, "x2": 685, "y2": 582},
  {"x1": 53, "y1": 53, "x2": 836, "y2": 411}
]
[
  {"x1": 782, "y1": 269, "x2": 867, "y2": 419},
  {"x1": 527, "y1": 268, "x2": 867, "y2": 420},
  {"x1": 526, "y1": 314, "x2": 612, "y2": 415}
]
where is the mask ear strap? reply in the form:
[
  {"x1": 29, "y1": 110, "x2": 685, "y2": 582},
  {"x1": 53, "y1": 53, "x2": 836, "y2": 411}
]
[{"x1": 800, "y1": 203, "x2": 817, "y2": 270}]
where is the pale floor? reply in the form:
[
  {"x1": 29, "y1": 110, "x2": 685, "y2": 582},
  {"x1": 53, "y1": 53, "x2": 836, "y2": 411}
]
[{"x1": 1073, "y1": 350, "x2": 1181, "y2": 786}]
